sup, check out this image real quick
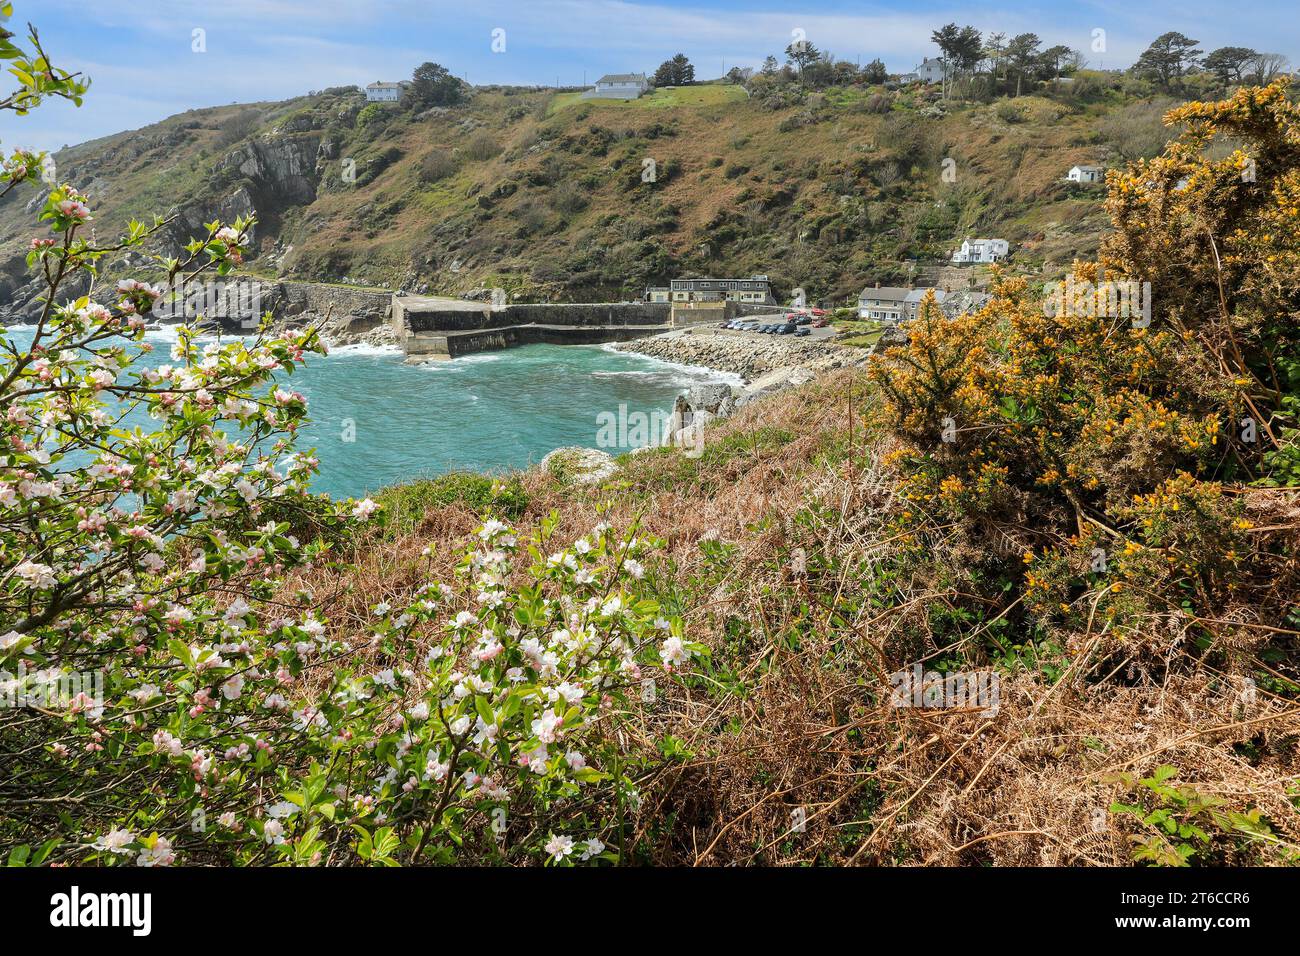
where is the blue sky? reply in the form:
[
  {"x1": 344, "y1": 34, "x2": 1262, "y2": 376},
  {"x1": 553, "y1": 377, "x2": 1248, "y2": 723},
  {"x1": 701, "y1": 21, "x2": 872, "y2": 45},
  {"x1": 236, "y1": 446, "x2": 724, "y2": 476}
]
[{"x1": 2, "y1": 0, "x2": 1296, "y2": 153}]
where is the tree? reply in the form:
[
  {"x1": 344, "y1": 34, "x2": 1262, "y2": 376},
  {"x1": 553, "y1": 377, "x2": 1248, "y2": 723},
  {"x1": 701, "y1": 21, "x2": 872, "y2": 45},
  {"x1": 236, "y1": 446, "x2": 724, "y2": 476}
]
[
  {"x1": 985, "y1": 32, "x2": 1007, "y2": 80},
  {"x1": 410, "y1": 61, "x2": 465, "y2": 107},
  {"x1": 929, "y1": 23, "x2": 983, "y2": 97},
  {"x1": 785, "y1": 39, "x2": 822, "y2": 75},
  {"x1": 1040, "y1": 44, "x2": 1073, "y2": 81},
  {"x1": 1249, "y1": 52, "x2": 1289, "y2": 84},
  {"x1": 1005, "y1": 33, "x2": 1042, "y2": 96},
  {"x1": 653, "y1": 53, "x2": 694, "y2": 87},
  {"x1": 760, "y1": 55, "x2": 779, "y2": 76},
  {"x1": 1, "y1": 4, "x2": 691, "y2": 868},
  {"x1": 724, "y1": 66, "x2": 752, "y2": 85},
  {"x1": 1132, "y1": 32, "x2": 1202, "y2": 91},
  {"x1": 1203, "y1": 47, "x2": 1258, "y2": 86},
  {"x1": 862, "y1": 58, "x2": 888, "y2": 85}
]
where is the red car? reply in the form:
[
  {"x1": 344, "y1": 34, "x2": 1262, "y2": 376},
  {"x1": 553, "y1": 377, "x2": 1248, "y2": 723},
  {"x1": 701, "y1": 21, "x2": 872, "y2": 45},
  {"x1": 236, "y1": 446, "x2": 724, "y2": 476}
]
[{"x1": 810, "y1": 308, "x2": 827, "y2": 316}]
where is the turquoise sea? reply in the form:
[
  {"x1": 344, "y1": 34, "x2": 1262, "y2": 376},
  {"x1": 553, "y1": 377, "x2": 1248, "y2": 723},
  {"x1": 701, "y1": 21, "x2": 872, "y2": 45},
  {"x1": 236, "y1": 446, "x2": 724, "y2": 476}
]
[{"x1": 0, "y1": 325, "x2": 734, "y2": 500}]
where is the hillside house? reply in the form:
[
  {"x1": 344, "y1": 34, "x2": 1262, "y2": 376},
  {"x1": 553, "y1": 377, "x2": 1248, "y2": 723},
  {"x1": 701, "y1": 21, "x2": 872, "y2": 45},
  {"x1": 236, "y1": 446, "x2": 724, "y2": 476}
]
[
  {"x1": 858, "y1": 285, "x2": 948, "y2": 323},
  {"x1": 646, "y1": 287, "x2": 670, "y2": 303},
  {"x1": 365, "y1": 81, "x2": 410, "y2": 103},
  {"x1": 670, "y1": 275, "x2": 775, "y2": 304},
  {"x1": 582, "y1": 73, "x2": 649, "y2": 100},
  {"x1": 1067, "y1": 164, "x2": 1105, "y2": 184},
  {"x1": 900, "y1": 57, "x2": 946, "y2": 84},
  {"x1": 859, "y1": 285, "x2": 990, "y2": 323},
  {"x1": 951, "y1": 238, "x2": 1010, "y2": 264}
]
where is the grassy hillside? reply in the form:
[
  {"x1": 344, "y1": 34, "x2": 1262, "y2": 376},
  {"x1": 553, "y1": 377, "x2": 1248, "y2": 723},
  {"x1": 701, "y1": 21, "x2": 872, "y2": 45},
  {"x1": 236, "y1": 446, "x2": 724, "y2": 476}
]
[{"x1": 0, "y1": 77, "x2": 1176, "y2": 305}]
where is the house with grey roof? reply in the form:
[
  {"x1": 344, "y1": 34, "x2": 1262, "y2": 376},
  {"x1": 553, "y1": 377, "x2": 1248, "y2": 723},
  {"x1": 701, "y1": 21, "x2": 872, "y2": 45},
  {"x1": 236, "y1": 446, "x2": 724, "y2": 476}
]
[
  {"x1": 858, "y1": 285, "x2": 913, "y2": 323},
  {"x1": 365, "y1": 81, "x2": 411, "y2": 103},
  {"x1": 858, "y1": 285, "x2": 950, "y2": 323},
  {"x1": 899, "y1": 57, "x2": 946, "y2": 85},
  {"x1": 951, "y1": 238, "x2": 1010, "y2": 264},
  {"x1": 670, "y1": 275, "x2": 774, "y2": 304},
  {"x1": 859, "y1": 285, "x2": 993, "y2": 324},
  {"x1": 582, "y1": 73, "x2": 649, "y2": 100}
]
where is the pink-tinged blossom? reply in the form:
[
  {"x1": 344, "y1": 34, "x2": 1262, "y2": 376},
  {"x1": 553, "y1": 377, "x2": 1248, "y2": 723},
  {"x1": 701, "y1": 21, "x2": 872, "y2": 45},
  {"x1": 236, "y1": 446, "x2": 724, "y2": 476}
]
[
  {"x1": 659, "y1": 636, "x2": 690, "y2": 668},
  {"x1": 14, "y1": 560, "x2": 55, "y2": 588},
  {"x1": 91, "y1": 828, "x2": 135, "y2": 854},
  {"x1": 57, "y1": 198, "x2": 91, "y2": 220},
  {"x1": 544, "y1": 833, "x2": 574, "y2": 861},
  {"x1": 136, "y1": 837, "x2": 175, "y2": 867}
]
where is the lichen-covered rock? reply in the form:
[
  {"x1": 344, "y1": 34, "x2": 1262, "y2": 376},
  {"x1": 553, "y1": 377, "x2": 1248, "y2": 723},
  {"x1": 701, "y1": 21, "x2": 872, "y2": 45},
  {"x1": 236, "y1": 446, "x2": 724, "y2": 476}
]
[{"x1": 541, "y1": 447, "x2": 618, "y2": 485}]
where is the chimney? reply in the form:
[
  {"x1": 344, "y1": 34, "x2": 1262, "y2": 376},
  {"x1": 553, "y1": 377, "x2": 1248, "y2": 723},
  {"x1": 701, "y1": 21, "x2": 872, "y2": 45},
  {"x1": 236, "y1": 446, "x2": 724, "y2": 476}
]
[{"x1": 875, "y1": 281, "x2": 880, "y2": 289}]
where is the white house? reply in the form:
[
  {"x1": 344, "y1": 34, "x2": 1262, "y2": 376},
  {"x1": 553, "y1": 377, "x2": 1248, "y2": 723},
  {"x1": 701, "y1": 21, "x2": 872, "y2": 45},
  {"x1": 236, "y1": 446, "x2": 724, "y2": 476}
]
[
  {"x1": 365, "y1": 81, "x2": 410, "y2": 103},
  {"x1": 582, "y1": 73, "x2": 649, "y2": 100},
  {"x1": 1067, "y1": 165, "x2": 1105, "y2": 184},
  {"x1": 951, "y1": 238, "x2": 1010, "y2": 265},
  {"x1": 900, "y1": 57, "x2": 946, "y2": 85}
]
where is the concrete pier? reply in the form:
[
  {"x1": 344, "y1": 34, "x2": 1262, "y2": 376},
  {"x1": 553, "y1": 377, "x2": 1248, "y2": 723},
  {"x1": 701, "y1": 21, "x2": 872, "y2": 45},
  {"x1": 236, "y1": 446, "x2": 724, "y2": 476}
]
[{"x1": 391, "y1": 295, "x2": 775, "y2": 361}]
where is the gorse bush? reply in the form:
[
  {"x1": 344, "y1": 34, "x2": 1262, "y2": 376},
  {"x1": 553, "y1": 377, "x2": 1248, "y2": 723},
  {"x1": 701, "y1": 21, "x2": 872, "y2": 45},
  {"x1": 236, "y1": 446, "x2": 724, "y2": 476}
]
[{"x1": 870, "y1": 79, "x2": 1300, "y2": 669}]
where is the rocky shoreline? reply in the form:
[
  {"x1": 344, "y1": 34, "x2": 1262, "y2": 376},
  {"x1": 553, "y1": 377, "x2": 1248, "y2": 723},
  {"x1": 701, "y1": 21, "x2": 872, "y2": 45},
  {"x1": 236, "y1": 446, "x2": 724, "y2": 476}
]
[
  {"x1": 604, "y1": 324, "x2": 875, "y2": 460},
  {"x1": 613, "y1": 325, "x2": 868, "y2": 383}
]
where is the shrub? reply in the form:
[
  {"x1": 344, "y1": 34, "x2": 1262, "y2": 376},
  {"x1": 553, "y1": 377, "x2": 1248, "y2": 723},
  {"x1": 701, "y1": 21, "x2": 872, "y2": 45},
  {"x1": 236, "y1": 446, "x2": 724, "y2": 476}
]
[
  {"x1": 0, "y1": 14, "x2": 702, "y2": 867},
  {"x1": 418, "y1": 148, "x2": 458, "y2": 183},
  {"x1": 463, "y1": 131, "x2": 502, "y2": 161},
  {"x1": 357, "y1": 103, "x2": 388, "y2": 128},
  {"x1": 995, "y1": 100, "x2": 1027, "y2": 123},
  {"x1": 869, "y1": 80, "x2": 1300, "y2": 661},
  {"x1": 217, "y1": 108, "x2": 262, "y2": 146}
]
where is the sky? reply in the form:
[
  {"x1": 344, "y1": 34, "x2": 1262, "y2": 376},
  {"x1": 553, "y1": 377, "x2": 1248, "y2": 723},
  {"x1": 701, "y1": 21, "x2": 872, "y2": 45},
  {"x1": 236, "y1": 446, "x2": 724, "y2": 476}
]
[{"x1": 2, "y1": 0, "x2": 1297, "y2": 153}]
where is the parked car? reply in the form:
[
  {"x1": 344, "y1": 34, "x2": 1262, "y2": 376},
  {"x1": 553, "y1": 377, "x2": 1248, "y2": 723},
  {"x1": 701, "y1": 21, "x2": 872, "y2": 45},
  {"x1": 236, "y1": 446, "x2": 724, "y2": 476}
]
[
  {"x1": 778, "y1": 323, "x2": 796, "y2": 334},
  {"x1": 809, "y1": 308, "x2": 827, "y2": 316},
  {"x1": 794, "y1": 327, "x2": 811, "y2": 337}
]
